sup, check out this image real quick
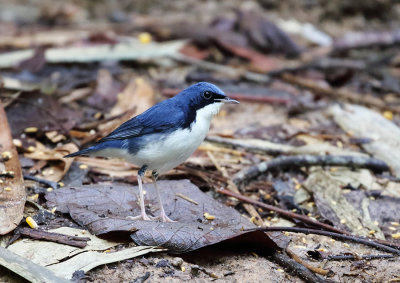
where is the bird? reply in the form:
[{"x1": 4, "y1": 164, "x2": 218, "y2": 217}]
[{"x1": 64, "y1": 82, "x2": 239, "y2": 222}]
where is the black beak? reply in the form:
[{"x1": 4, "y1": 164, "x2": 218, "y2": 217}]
[{"x1": 222, "y1": 96, "x2": 239, "y2": 104}]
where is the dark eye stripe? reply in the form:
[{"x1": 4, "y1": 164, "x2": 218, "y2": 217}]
[{"x1": 213, "y1": 93, "x2": 225, "y2": 100}]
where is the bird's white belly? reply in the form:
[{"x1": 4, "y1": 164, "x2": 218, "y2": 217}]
[{"x1": 129, "y1": 120, "x2": 210, "y2": 173}]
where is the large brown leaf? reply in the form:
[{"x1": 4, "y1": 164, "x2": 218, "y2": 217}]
[
  {"x1": 0, "y1": 101, "x2": 25, "y2": 235},
  {"x1": 46, "y1": 180, "x2": 280, "y2": 253}
]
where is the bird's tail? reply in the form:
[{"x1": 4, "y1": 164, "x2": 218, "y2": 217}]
[
  {"x1": 64, "y1": 147, "x2": 96, "y2": 158},
  {"x1": 64, "y1": 140, "x2": 122, "y2": 158}
]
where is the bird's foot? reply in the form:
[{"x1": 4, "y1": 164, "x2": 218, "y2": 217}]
[
  {"x1": 152, "y1": 212, "x2": 176, "y2": 223},
  {"x1": 126, "y1": 212, "x2": 154, "y2": 221}
]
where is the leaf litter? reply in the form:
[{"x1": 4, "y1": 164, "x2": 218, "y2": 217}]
[
  {"x1": 45, "y1": 180, "x2": 280, "y2": 253},
  {"x1": 2, "y1": 0, "x2": 400, "y2": 282}
]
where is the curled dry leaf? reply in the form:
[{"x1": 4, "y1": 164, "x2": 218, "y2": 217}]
[
  {"x1": 109, "y1": 77, "x2": 155, "y2": 118},
  {"x1": 45, "y1": 180, "x2": 281, "y2": 253},
  {"x1": 24, "y1": 142, "x2": 78, "y2": 182},
  {"x1": 0, "y1": 101, "x2": 25, "y2": 235}
]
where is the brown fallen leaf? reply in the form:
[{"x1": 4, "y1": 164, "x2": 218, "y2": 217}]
[
  {"x1": 87, "y1": 69, "x2": 122, "y2": 110},
  {"x1": 0, "y1": 100, "x2": 25, "y2": 235},
  {"x1": 5, "y1": 90, "x2": 81, "y2": 137},
  {"x1": 45, "y1": 180, "x2": 281, "y2": 253},
  {"x1": 108, "y1": 77, "x2": 155, "y2": 118},
  {"x1": 24, "y1": 142, "x2": 78, "y2": 182}
]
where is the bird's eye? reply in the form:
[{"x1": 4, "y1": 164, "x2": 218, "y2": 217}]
[{"x1": 203, "y1": 91, "x2": 212, "y2": 100}]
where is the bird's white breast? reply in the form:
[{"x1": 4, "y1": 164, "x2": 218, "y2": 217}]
[{"x1": 127, "y1": 102, "x2": 223, "y2": 173}]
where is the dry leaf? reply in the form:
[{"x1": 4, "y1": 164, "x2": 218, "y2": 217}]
[
  {"x1": 109, "y1": 77, "x2": 155, "y2": 117},
  {"x1": 24, "y1": 142, "x2": 78, "y2": 182},
  {"x1": 46, "y1": 180, "x2": 279, "y2": 253},
  {"x1": 330, "y1": 104, "x2": 400, "y2": 177},
  {"x1": 0, "y1": 101, "x2": 25, "y2": 235}
]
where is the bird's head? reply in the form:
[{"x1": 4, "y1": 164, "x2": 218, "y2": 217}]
[{"x1": 177, "y1": 82, "x2": 239, "y2": 119}]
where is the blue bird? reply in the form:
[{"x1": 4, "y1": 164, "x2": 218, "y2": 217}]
[{"x1": 65, "y1": 82, "x2": 239, "y2": 222}]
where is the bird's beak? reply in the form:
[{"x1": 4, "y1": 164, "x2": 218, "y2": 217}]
[{"x1": 222, "y1": 96, "x2": 239, "y2": 104}]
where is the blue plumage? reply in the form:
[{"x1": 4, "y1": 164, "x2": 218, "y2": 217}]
[
  {"x1": 65, "y1": 82, "x2": 228, "y2": 158},
  {"x1": 64, "y1": 82, "x2": 238, "y2": 222}
]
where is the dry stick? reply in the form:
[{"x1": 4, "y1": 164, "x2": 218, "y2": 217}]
[
  {"x1": 23, "y1": 174, "x2": 59, "y2": 190},
  {"x1": 327, "y1": 254, "x2": 395, "y2": 261},
  {"x1": 286, "y1": 248, "x2": 331, "y2": 276},
  {"x1": 18, "y1": 228, "x2": 90, "y2": 248},
  {"x1": 219, "y1": 187, "x2": 400, "y2": 250},
  {"x1": 218, "y1": 188, "x2": 349, "y2": 235},
  {"x1": 233, "y1": 155, "x2": 390, "y2": 185},
  {"x1": 206, "y1": 151, "x2": 264, "y2": 226},
  {"x1": 246, "y1": 226, "x2": 400, "y2": 255},
  {"x1": 281, "y1": 73, "x2": 400, "y2": 113},
  {"x1": 206, "y1": 135, "x2": 291, "y2": 156},
  {"x1": 272, "y1": 252, "x2": 326, "y2": 283}
]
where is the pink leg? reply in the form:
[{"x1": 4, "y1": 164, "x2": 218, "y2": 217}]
[
  {"x1": 127, "y1": 171, "x2": 152, "y2": 221},
  {"x1": 152, "y1": 175, "x2": 176, "y2": 223}
]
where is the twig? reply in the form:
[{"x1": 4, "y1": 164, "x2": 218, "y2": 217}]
[
  {"x1": 233, "y1": 155, "x2": 390, "y2": 185},
  {"x1": 170, "y1": 53, "x2": 270, "y2": 83},
  {"x1": 175, "y1": 193, "x2": 199, "y2": 205},
  {"x1": 18, "y1": 227, "x2": 90, "y2": 248},
  {"x1": 207, "y1": 151, "x2": 264, "y2": 226},
  {"x1": 247, "y1": 227, "x2": 400, "y2": 255},
  {"x1": 162, "y1": 88, "x2": 290, "y2": 104},
  {"x1": 23, "y1": 174, "x2": 59, "y2": 190},
  {"x1": 0, "y1": 246, "x2": 71, "y2": 283},
  {"x1": 286, "y1": 248, "x2": 331, "y2": 276},
  {"x1": 327, "y1": 254, "x2": 395, "y2": 261},
  {"x1": 281, "y1": 73, "x2": 400, "y2": 113},
  {"x1": 217, "y1": 188, "x2": 349, "y2": 235},
  {"x1": 272, "y1": 251, "x2": 326, "y2": 283}
]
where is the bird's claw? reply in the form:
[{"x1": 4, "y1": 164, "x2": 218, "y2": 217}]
[
  {"x1": 126, "y1": 213, "x2": 153, "y2": 221},
  {"x1": 152, "y1": 212, "x2": 176, "y2": 223}
]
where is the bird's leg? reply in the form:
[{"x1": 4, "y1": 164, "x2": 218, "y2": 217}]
[
  {"x1": 127, "y1": 165, "x2": 152, "y2": 221},
  {"x1": 151, "y1": 171, "x2": 176, "y2": 223}
]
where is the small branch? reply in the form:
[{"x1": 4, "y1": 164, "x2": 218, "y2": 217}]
[
  {"x1": 233, "y1": 155, "x2": 390, "y2": 185},
  {"x1": 18, "y1": 227, "x2": 90, "y2": 248},
  {"x1": 248, "y1": 227, "x2": 400, "y2": 255},
  {"x1": 217, "y1": 188, "x2": 349, "y2": 235},
  {"x1": 23, "y1": 175, "x2": 59, "y2": 190},
  {"x1": 327, "y1": 254, "x2": 395, "y2": 261},
  {"x1": 272, "y1": 252, "x2": 326, "y2": 283},
  {"x1": 286, "y1": 249, "x2": 331, "y2": 276}
]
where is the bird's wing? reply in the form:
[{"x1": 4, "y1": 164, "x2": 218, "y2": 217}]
[{"x1": 99, "y1": 101, "x2": 185, "y2": 141}]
